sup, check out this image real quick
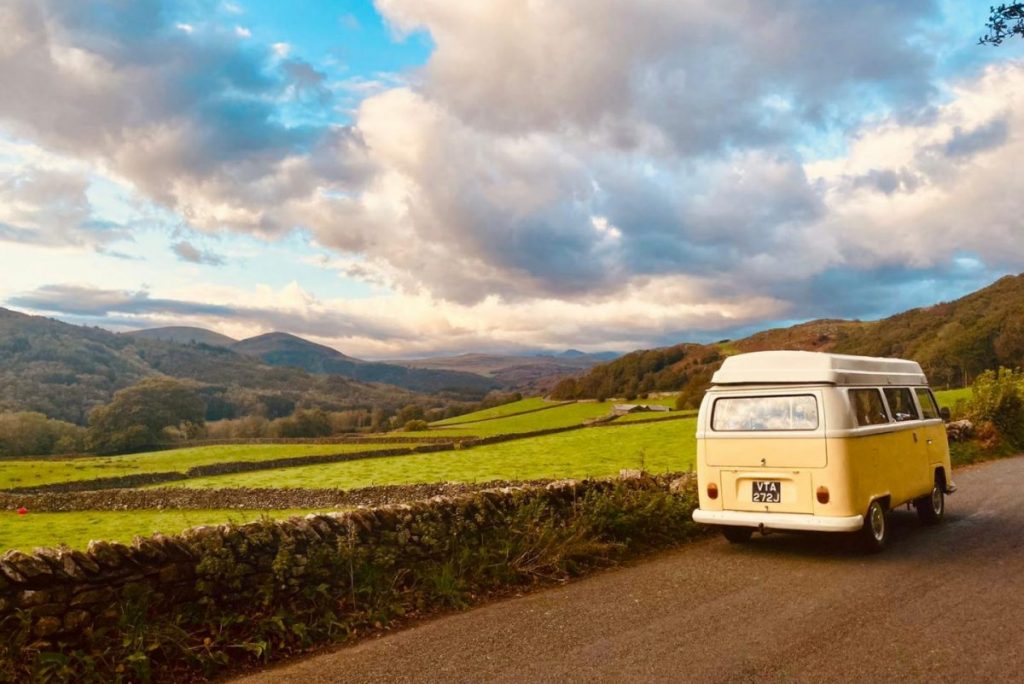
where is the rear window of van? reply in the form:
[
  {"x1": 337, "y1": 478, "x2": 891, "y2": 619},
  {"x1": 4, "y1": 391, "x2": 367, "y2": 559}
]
[{"x1": 712, "y1": 395, "x2": 819, "y2": 431}]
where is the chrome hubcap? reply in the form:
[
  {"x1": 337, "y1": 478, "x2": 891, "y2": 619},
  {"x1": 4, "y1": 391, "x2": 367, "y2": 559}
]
[
  {"x1": 871, "y1": 505, "x2": 885, "y2": 541},
  {"x1": 932, "y1": 487, "x2": 943, "y2": 515}
]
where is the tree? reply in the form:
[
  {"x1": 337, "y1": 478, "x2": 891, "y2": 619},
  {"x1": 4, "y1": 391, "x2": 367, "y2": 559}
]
[
  {"x1": 0, "y1": 412, "x2": 85, "y2": 457},
  {"x1": 87, "y1": 377, "x2": 205, "y2": 454},
  {"x1": 980, "y1": 4, "x2": 1024, "y2": 45},
  {"x1": 395, "y1": 404, "x2": 425, "y2": 425}
]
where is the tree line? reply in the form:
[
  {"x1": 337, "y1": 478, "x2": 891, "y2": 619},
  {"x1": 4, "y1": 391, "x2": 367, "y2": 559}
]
[{"x1": 0, "y1": 377, "x2": 522, "y2": 458}]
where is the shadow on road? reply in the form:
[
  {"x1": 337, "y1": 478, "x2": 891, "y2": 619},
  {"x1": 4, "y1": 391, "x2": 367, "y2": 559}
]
[{"x1": 708, "y1": 508, "x2": 970, "y2": 561}]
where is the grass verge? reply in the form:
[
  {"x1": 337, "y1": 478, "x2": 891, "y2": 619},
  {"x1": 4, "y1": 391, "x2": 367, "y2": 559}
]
[{"x1": 0, "y1": 509, "x2": 324, "y2": 552}]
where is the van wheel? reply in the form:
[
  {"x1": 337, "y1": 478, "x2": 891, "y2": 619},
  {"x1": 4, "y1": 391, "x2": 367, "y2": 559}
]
[
  {"x1": 860, "y1": 500, "x2": 889, "y2": 552},
  {"x1": 915, "y1": 483, "x2": 945, "y2": 525},
  {"x1": 722, "y1": 526, "x2": 753, "y2": 544}
]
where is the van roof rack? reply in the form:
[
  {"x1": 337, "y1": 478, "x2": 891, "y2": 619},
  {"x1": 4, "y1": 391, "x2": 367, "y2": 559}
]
[{"x1": 710, "y1": 351, "x2": 927, "y2": 387}]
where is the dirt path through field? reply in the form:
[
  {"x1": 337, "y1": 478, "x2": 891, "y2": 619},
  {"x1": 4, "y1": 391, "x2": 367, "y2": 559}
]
[{"x1": 234, "y1": 456, "x2": 1024, "y2": 683}]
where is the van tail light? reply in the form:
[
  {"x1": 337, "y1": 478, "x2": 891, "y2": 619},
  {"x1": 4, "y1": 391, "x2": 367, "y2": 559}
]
[
  {"x1": 707, "y1": 483, "x2": 719, "y2": 500},
  {"x1": 816, "y1": 486, "x2": 830, "y2": 504}
]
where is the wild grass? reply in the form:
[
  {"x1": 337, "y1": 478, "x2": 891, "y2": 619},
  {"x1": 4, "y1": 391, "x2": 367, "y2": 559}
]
[
  {"x1": 161, "y1": 418, "x2": 698, "y2": 490},
  {"x1": 0, "y1": 443, "x2": 422, "y2": 490},
  {"x1": 0, "y1": 509, "x2": 321, "y2": 552}
]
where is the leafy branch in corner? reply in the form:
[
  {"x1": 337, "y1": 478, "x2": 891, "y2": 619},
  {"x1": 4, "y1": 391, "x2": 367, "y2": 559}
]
[{"x1": 980, "y1": 3, "x2": 1024, "y2": 45}]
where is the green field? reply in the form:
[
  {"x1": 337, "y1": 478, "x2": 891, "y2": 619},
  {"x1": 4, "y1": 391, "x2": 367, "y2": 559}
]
[
  {"x1": 934, "y1": 387, "x2": 971, "y2": 409},
  {"x1": 162, "y1": 418, "x2": 697, "y2": 490},
  {"x1": 0, "y1": 443, "x2": 422, "y2": 490},
  {"x1": 611, "y1": 408, "x2": 696, "y2": 423},
  {"x1": 432, "y1": 397, "x2": 567, "y2": 425},
  {"x1": 0, "y1": 509, "x2": 326, "y2": 552},
  {"x1": 408, "y1": 401, "x2": 617, "y2": 439},
  {"x1": 417, "y1": 399, "x2": 684, "y2": 438}
]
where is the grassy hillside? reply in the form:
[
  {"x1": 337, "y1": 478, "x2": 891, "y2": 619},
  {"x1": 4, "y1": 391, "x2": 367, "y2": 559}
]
[
  {"x1": 553, "y1": 274, "x2": 1024, "y2": 404},
  {"x1": 432, "y1": 397, "x2": 567, "y2": 425}
]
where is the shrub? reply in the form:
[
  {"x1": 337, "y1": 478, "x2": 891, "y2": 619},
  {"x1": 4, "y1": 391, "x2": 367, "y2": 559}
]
[
  {"x1": 404, "y1": 419, "x2": 429, "y2": 431},
  {"x1": 966, "y1": 368, "x2": 1024, "y2": 448},
  {"x1": 269, "y1": 408, "x2": 333, "y2": 438},
  {"x1": 0, "y1": 412, "x2": 85, "y2": 457}
]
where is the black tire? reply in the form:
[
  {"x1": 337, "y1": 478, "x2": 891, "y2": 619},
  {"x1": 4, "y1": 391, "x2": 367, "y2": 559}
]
[
  {"x1": 860, "y1": 500, "x2": 890, "y2": 553},
  {"x1": 915, "y1": 481, "x2": 945, "y2": 525},
  {"x1": 722, "y1": 526, "x2": 754, "y2": 544}
]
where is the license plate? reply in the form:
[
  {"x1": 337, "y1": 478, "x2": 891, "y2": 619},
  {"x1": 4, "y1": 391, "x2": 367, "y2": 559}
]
[{"x1": 752, "y1": 481, "x2": 781, "y2": 503}]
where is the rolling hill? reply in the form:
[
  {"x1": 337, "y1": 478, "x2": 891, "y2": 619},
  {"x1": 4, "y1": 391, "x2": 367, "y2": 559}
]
[
  {"x1": 129, "y1": 326, "x2": 237, "y2": 347},
  {"x1": 552, "y1": 273, "x2": 1024, "y2": 406},
  {"x1": 0, "y1": 308, "x2": 423, "y2": 424},
  {"x1": 390, "y1": 351, "x2": 619, "y2": 393},
  {"x1": 231, "y1": 332, "x2": 500, "y2": 396}
]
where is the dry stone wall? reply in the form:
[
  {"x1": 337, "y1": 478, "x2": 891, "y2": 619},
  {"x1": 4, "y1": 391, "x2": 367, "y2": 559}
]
[
  {"x1": 0, "y1": 480, "x2": 557, "y2": 512},
  {"x1": 0, "y1": 474, "x2": 701, "y2": 683}
]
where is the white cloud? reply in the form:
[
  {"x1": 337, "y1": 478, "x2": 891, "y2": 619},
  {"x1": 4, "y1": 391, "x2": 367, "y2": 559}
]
[
  {"x1": 3, "y1": 1, "x2": 1024, "y2": 355},
  {"x1": 234, "y1": 26, "x2": 251, "y2": 38},
  {"x1": 8, "y1": 278, "x2": 789, "y2": 358}
]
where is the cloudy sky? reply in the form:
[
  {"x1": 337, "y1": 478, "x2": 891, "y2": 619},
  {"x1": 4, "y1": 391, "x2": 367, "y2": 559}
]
[{"x1": 2, "y1": 1, "x2": 1023, "y2": 358}]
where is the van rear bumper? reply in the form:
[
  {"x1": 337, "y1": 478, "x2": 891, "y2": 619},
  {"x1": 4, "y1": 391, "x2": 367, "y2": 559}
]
[{"x1": 693, "y1": 509, "x2": 864, "y2": 533}]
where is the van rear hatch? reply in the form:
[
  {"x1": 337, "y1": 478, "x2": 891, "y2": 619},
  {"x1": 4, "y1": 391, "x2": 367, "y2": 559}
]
[
  {"x1": 705, "y1": 436, "x2": 827, "y2": 469},
  {"x1": 704, "y1": 392, "x2": 826, "y2": 515},
  {"x1": 704, "y1": 392, "x2": 827, "y2": 469}
]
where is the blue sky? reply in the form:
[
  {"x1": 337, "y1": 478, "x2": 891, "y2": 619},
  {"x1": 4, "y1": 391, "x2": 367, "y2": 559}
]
[{"x1": 1, "y1": 1, "x2": 1023, "y2": 358}]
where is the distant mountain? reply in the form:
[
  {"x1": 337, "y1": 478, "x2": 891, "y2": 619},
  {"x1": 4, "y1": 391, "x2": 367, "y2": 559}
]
[
  {"x1": 232, "y1": 332, "x2": 360, "y2": 370},
  {"x1": 129, "y1": 326, "x2": 237, "y2": 347},
  {"x1": 551, "y1": 273, "x2": 1024, "y2": 407},
  {"x1": 232, "y1": 332, "x2": 499, "y2": 396},
  {"x1": 0, "y1": 309, "x2": 422, "y2": 424},
  {"x1": 389, "y1": 350, "x2": 619, "y2": 393}
]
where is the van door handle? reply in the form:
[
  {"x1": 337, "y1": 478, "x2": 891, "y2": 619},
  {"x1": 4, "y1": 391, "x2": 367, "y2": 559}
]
[{"x1": 912, "y1": 432, "x2": 918, "y2": 443}]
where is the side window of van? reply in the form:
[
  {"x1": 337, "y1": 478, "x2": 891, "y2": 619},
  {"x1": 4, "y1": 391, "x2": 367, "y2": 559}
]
[
  {"x1": 850, "y1": 389, "x2": 889, "y2": 426},
  {"x1": 915, "y1": 388, "x2": 940, "y2": 419},
  {"x1": 883, "y1": 387, "x2": 920, "y2": 422}
]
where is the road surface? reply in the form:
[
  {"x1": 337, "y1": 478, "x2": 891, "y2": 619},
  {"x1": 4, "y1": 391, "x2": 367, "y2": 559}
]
[{"x1": 235, "y1": 456, "x2": 1024, "y2": 683}]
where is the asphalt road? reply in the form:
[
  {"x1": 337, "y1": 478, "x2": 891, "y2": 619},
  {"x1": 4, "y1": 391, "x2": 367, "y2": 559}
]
[{"x1": 235, "y1": 456, "x2": 1024, "y2": 683}]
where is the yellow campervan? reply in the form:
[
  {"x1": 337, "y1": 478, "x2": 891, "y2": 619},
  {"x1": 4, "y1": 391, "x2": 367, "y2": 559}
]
[{"x1": 692, "y1": 351, "x2": 955, "y2": 551}]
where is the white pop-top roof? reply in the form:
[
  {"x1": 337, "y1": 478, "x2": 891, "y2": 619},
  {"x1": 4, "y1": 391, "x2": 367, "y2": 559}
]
[{"x1": 710, "y1": 351, "x2": 928, "y2": 387}]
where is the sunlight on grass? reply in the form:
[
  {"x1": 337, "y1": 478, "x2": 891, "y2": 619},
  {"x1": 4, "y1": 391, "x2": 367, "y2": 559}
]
[
  {"x1": 166, "y1": 418, "x2": 698, "y2": 490},
  {"x1": 0, "y1": 442, "x2": 422, "y2": 489},
  {"x1": 0, "y1": 509, "x2": 327, "y2": 552}
]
